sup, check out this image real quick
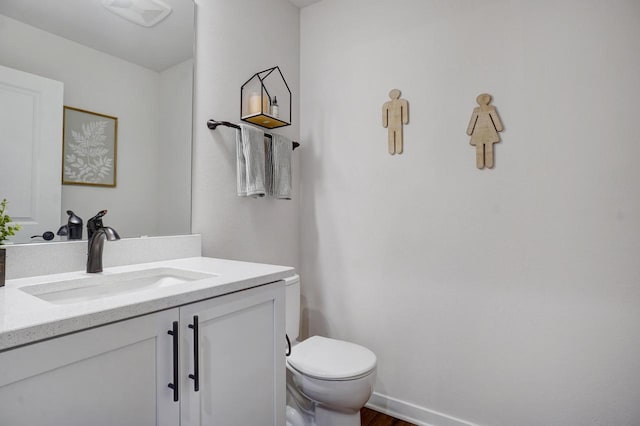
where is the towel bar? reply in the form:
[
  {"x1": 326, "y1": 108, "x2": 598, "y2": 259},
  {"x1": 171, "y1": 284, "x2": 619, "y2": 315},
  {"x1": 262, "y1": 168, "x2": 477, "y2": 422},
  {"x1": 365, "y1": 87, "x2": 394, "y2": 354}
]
[{"x1": 207, "y1": 119, "x2": 300, "y2": 150}]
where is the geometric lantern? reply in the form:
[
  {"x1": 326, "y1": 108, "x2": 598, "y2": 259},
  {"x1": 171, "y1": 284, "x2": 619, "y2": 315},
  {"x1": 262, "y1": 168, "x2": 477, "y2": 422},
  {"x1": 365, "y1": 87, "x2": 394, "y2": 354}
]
[{"x1": 241, "y1": 66, "x2": 291, "y2": 129}]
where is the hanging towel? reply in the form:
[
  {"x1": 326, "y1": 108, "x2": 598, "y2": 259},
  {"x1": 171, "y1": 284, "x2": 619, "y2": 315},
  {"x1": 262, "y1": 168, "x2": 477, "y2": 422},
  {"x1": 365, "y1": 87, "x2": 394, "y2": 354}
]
[
  {"x1": 236, "y1": 124, "x2": 266, "y2": 197},
  {"x1": 267, "y1": 133, "x2": 293, "y2": 199},
  {"x1": 265, "y1": 137, "x2": 273, "y2": 196}
]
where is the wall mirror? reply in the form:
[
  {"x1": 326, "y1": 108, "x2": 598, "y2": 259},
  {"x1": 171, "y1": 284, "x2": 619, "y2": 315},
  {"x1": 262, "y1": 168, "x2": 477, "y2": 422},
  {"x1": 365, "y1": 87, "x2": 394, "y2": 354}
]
[{"x1": 0, "y1": 0, "x2": 194, "y2": 243}]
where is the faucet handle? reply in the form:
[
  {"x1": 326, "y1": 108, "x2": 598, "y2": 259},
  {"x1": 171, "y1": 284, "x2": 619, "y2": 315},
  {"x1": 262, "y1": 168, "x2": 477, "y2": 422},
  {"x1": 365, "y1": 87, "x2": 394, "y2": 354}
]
[
  {"x1": 87, "y1": 210, "x2": 108, "y2": 240},
  {"x1": 66, "y1": 210, "x2": 83, "y2": 240},
  {"x1": 67, "y1": 210, "x2": 83, "y2": 225}
]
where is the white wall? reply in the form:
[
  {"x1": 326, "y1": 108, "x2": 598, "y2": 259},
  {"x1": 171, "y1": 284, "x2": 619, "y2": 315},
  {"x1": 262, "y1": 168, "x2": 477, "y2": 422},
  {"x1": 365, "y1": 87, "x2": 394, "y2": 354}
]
[
  {"x1": 300, "y1": 1, "x2": 640, "y2": 425},
  {"x1": 0, "y1": 15, "x2": 190, "y2": 238},
  {"x1": 192, "y1": 0, "x2": 300, "y2": 267},
  {"x1": 158, "y1": 59, "x2": 193, "y2": 235}
]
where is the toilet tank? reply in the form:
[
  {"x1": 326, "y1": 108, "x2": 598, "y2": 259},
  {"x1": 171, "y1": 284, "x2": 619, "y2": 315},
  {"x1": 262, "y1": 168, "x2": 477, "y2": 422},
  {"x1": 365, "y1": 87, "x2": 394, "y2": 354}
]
[{"x1": 284, "y1": 274, "x2": 300, "y2": 341}]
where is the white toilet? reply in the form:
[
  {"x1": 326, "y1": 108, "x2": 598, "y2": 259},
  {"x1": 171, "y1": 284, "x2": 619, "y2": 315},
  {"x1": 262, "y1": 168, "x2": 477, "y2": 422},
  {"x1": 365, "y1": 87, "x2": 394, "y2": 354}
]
[{"x1": 284, "y1": 275, "x2": 377, "y2": 426}]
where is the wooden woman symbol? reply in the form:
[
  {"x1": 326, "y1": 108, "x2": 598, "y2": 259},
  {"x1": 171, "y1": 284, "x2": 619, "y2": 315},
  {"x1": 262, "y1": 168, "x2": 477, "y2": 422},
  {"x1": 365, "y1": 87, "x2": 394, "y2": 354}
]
[
  {"x1": 466, "y1": 93, "x2": 504, "y2": 169},
  {"x1": 382, "y1": 89, "x2": 409, "y2": 155}
]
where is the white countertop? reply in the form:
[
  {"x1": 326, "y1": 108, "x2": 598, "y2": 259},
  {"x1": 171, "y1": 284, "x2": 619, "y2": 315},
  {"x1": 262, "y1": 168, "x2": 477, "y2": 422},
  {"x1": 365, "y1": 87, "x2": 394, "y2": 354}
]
[{"x1": 0, "y1": 257, "x2": 295, "y2": 351}]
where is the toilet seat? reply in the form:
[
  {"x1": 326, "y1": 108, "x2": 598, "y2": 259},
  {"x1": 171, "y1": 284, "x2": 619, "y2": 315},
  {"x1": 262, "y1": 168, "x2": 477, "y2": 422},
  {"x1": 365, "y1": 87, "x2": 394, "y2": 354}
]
[{"x1": 287, "y1": 336, "x2": 376, "y2": 381}]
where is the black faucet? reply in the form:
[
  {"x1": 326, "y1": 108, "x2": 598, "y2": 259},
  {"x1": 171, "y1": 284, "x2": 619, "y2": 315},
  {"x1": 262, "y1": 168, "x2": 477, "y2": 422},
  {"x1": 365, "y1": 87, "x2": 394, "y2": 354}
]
[
  {"x1": 57, "y1": 210, "x2": 83, "y2": 240},
  {"x1": 87, "y1": 210, "x2": 120, "y2": 273},
  {"x1": 67, "y1": 210, "x2": 83, "y2": 240}
]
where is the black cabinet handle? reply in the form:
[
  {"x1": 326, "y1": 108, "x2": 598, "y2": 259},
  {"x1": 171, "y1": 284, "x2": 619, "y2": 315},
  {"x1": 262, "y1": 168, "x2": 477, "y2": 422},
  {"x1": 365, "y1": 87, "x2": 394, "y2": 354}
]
[
  {"x1": 188, "y1": 315, "x2": 200, "y2": 392},
  {"x1": 167, "y1": 321, "x2": 179, "y2": 402}
]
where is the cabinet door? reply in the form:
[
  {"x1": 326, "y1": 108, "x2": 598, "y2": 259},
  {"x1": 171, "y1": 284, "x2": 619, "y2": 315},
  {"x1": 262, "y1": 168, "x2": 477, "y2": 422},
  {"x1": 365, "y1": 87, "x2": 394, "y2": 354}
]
[
  {"x1": 180, "y1": 282, "x2": 285, "y2": 426},
  {"x1": 0, "y1": 309, "x2": 180, "y2": 426}
]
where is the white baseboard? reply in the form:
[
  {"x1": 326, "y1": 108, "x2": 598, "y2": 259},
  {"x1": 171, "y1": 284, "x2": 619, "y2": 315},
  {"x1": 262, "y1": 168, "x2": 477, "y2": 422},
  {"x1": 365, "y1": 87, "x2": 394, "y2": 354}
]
[{"x1": 366, "y1": 392, "x2": 477, "y2": 426}]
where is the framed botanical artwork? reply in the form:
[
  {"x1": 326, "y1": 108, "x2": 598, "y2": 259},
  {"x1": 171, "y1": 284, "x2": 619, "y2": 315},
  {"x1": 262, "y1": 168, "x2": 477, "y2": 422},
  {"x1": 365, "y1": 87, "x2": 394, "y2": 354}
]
[{"x1": 62, "y1": 106, "x2": 117, "y2": 187}]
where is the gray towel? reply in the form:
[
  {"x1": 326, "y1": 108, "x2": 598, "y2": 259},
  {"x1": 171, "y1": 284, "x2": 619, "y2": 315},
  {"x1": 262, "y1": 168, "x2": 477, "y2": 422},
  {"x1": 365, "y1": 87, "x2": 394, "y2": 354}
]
[
  {"x1": 265, "y1": 137, "x2": 273, "y2": 196},
  {"x1": 266, "y1": 133, "x2": 292, "y2": 199},
  {"x1": 236, "y1": 124, "x2": 266, "y2": 197}
]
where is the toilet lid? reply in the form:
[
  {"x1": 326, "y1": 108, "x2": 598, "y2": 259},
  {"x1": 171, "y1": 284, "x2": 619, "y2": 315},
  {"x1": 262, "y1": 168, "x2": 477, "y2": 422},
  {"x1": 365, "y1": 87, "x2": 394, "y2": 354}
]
[{"x1": 287, "y1": 336, "x2": 377, "y2": 380}]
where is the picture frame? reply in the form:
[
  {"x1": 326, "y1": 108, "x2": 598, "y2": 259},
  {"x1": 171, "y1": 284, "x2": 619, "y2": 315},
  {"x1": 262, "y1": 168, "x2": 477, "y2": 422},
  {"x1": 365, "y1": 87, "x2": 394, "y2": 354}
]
[{"x1": 62, "y1": 106, "x2": 118, "y2": 187}]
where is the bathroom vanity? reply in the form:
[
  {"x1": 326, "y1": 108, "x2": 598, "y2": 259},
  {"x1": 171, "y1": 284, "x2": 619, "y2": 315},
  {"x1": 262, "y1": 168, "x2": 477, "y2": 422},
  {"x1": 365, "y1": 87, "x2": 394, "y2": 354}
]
[{"x1": 0, "y1": 257, "x2": 293, "y2": 426}]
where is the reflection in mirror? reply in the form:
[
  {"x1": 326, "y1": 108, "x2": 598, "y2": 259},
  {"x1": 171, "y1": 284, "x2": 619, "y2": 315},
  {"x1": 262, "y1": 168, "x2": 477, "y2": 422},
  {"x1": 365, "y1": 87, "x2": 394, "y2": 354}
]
[{"x1": 0, "y1": 0, "x2": 194, "y2": 243}]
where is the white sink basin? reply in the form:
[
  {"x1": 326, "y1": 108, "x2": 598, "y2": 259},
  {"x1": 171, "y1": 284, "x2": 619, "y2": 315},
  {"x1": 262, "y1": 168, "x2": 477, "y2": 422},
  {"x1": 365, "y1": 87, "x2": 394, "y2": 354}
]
[{"x1": 20, "y1": 267, "x2": 217, "y2": 304}]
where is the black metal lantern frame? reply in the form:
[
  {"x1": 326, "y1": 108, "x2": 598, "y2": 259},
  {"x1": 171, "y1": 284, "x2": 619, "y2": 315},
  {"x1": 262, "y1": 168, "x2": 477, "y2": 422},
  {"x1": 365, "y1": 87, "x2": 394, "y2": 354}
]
[{"x1": 240, "y1": 66, "x2": 292, "y2": 129}]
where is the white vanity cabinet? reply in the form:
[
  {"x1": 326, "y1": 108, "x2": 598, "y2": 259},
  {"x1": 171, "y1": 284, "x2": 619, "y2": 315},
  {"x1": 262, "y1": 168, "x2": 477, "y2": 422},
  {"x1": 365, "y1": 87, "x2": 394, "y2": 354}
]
[
  {"x1": 0, "y1": 308, "x2": 180, "y2": 426},
  {"x1": 180, "y1": 282, "x2": 286, "y2": 426},
  {"x1": 0, "y1": 281, "x2": 285, "y2": 426}
]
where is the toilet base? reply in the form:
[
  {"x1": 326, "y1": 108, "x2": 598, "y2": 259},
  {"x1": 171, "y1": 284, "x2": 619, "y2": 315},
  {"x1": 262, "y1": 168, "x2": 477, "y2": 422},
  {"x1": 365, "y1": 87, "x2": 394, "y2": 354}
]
[
  {"x1": 286, "y1": 402, "x2": 362, "y2": 426},
  {"x1": 286, "y1": 367, "x2": 370, "y2": 426},
  {"x1": 315, "y1": 406, "x2": 361, "y2": 426}
]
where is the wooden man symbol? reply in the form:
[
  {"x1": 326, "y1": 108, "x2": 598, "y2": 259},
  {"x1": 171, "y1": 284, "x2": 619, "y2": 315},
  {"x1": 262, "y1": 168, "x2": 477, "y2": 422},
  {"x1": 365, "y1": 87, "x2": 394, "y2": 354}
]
[
  {"x1": 466, "y1": 93, "x2": 504, "y2": 169},
  {"x1": 382, "y1": 89, "x2": 409, "y2": 155}
]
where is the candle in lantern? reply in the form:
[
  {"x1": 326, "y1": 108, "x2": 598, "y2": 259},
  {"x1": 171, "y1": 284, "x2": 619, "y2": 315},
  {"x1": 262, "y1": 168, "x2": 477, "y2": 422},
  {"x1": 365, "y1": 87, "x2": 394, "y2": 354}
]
[{"x1": 248, "y1": 92, "x2": 268, "y2": 115}]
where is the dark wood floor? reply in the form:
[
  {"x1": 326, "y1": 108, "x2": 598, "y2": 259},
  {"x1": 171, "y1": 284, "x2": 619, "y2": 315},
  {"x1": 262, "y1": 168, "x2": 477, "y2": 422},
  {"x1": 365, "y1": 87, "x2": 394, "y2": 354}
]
[{"x1": 361, "y1": 407, "x2": 416, "y2": 426}]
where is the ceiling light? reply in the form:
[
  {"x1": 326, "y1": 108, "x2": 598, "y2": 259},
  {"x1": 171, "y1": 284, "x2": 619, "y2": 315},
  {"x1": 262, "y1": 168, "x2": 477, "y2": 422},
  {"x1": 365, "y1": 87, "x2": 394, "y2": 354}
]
[{"x1": 102, "y1": 0, "x2": 172, "y2": 28}]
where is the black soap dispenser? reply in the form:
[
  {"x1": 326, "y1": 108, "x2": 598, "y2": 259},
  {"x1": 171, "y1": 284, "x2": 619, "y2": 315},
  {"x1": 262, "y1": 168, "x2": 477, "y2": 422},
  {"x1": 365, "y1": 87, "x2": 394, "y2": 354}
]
[{"x1": 65, "y1": 210, "x2": 83, "y2": 240}]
